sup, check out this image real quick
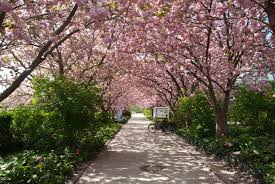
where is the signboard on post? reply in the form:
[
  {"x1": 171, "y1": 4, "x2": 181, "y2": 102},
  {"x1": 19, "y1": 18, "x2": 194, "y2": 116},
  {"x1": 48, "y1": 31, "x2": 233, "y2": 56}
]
[{"x1": 153, "y1": 107, "x2": 169, "y2": 121}]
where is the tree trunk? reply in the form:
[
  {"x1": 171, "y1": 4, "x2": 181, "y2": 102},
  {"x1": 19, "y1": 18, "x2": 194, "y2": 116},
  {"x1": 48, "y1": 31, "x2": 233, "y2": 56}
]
[
  {"x1": 56, "y1": 48, "x2": 64, "y2": 76},
  {"x1": 207, "y1": 82, "x2": 231, "y2": 137},
  {"x1": 215, "y1": 107, "x2": 228, "y2": 137},
  {"x1": 185, "y1": 119, "x2": 192, "y2": 129},
  {"x1": 266, "y1": 0, "x2": 275, "y2": 33}
]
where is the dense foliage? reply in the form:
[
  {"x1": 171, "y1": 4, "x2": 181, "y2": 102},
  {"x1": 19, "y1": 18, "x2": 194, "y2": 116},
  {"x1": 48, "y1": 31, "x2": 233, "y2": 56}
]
[
  {"x1": 0, "y1": 78, "x2": 122, "y2": 183},
  {"x1": 0, "y1": 150, "x2": 75, "y2": 184},
  {"x1": 174, "y1": 93, "x2": 216, "y2": 137},
  {"x1": 0, "y1": 122, "x2": 121, "y2": 184},
  {"x1": 33, "y1": 77, "x2": 100, "y2": 145},
  {"x1": 173, "y1": 87, "x2": 275, "y2": 183},
  {"x1": 130, "y1": 106, "x2": 143, "y2": 113},
  {"x1": 229, "y1": 86, "x2": 275, "y2": 128},
  {"x1": 0, "y1": 111, "x2": 21, "y2": 155}
]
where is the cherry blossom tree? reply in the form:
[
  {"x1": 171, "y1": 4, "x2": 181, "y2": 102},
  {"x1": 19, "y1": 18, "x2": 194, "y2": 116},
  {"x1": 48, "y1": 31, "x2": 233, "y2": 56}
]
[
  {"x1": 0, "y1": 0, "x2": 115, "y2": 102},
  {"x1": 0, "y1": 0, "x2": 274, "y2": 137},
  {"x1": 0, "y1": 1, "x2": 80, "y2": 102},
  {"x1": 115, "y1": 53, "x2": 198, "y2": 112},
  {"x1": 117, "y1": 0, "x2": 274, "y2": 136}
]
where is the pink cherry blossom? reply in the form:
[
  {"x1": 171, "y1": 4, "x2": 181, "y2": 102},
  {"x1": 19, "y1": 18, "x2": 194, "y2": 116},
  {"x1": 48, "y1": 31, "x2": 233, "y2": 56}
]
[{"x1": 0, "y1": 0, "x2": 13, "y2": 13}]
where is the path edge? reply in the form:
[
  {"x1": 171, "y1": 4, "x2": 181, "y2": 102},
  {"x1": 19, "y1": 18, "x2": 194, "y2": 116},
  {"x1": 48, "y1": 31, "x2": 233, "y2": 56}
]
[
  {"x1": 168, "y1": 133, "x2": 255, "y2": 184},
  {"x1": 66, "y1": 121, "x2": 128, "y2": 184}
]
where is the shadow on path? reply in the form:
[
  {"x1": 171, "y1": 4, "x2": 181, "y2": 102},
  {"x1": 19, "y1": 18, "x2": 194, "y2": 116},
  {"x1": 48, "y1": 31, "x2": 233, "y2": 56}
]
[{"x1": 76, "y1": 114, "x2": 222, "y2": 184}]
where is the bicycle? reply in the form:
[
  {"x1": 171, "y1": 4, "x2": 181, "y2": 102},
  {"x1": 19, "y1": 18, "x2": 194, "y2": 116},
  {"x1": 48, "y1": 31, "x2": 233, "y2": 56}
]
[{"x1": 147, "y1": 121, "x2": 174, "y2": 134}]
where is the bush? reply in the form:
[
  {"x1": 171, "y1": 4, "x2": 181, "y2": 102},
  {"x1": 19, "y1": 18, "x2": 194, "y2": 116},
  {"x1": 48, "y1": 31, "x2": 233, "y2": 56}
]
[
  {"x1": 174, "y1": 96, "x2": 193, "y2": 128},
  {"x1": 0, "y1": 77, "x2": 123, "y2": 183},
  {"x1": 0, "y1": 111, "x2": 21, "y2": 155},
  {"x1": 174, "y1": 93, "x2": 216, "y2": 137},
  {"x1": 32, "y1": 77, "x2": 101, "y2": 145},
  {"x1": 229, "y1": 87, "x2": 275, "y2": 128},
  {"x1": 173, "y1": 88, "x2": 275, "y2": 183},
  {"x1": 143, "y1": 108, "x2": 153, "y2": 121},
  {"x1": 0, "y1": 111, "x2": 13, "y2": 154},
  {"x1": 5, "y1": 77, "x2": 113, "y2": 152},
  {"x1": 75, "y1": 122, "x2": 121, "y2": 161},
  {"x1": 11, "y1": 106, "x2": 53, "y2": 149}
]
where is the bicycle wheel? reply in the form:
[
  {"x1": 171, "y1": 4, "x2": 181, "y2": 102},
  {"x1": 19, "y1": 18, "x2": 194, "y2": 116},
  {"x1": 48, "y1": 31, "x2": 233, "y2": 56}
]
[
  {"x1": 148, "y1": 124, "x2": 156, "y2": 133},
  {"x1": 163, "y1": 124, "x2": 174, "y2": 134}
]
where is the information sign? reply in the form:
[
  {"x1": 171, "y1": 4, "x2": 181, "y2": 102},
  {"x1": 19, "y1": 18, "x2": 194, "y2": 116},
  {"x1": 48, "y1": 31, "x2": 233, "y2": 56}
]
[{"x1": 153, "y1": 107, "x2": 169, "y2": 119}]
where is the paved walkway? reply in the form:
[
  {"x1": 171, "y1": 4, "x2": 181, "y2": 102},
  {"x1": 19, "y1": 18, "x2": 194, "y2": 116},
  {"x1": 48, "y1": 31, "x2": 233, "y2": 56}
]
[{"x1": 76, "y1": 113, "x2": 252, "y2": 184}]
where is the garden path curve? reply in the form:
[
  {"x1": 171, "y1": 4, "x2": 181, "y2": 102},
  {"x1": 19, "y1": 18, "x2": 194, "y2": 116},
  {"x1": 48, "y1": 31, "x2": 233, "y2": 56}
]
[{"x1": 75, "y1": 113, "x2": 249, "y2": 184}]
